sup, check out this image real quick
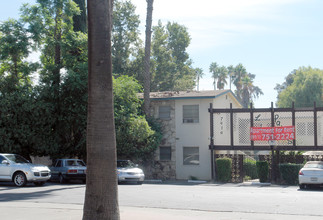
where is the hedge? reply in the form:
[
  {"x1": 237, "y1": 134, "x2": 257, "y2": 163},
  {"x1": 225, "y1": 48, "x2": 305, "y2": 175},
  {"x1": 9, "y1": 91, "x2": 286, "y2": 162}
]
[
  {"x1": 216, "y1": 158, "x2": 232, "y2": 182},
  {"x1": 256, "y1": 161, "x2": 269, "y2": 183},
  {"x1": 279, "y1": 163, "x2": 303, "y2": 185},
  {"x1": 243, "y1": 158, "x2": 258, "y2": 180}
]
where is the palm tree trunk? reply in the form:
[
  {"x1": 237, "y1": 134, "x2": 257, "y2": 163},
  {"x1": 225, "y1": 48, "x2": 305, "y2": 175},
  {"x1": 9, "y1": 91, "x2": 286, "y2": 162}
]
[
  {"x1": 83, "y1": 0, "x2": 119, "y2": 219},
  {"x1": 143, "y1": 0, "x2": 154, "y2": 117}
]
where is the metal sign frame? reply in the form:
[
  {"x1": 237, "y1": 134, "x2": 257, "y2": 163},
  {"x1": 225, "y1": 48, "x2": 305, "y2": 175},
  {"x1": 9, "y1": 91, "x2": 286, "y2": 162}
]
[
  {"x1": 208, "y1": 102, "x2": 323, "y2": 181},
  {"x1": 209, "y1": 102, "x2": 323, "y2": 151}
]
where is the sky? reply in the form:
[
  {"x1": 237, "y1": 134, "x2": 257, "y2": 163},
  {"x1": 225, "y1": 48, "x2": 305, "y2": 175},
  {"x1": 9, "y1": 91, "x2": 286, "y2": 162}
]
[{"x1": 1, "y1": 0, "x2": 323, "y2": 108}]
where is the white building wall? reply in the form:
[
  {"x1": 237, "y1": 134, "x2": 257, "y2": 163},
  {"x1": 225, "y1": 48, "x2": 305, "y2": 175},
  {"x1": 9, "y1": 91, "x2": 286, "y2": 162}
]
[{"x1": 175, "y1": 94, "x2": 240, "y2": 180}]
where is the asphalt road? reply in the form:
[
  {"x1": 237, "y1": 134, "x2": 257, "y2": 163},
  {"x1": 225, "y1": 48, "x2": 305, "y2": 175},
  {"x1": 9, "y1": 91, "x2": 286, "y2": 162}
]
[{"x1": 1, "y1": 181, "x2": 323, "y2": 220}]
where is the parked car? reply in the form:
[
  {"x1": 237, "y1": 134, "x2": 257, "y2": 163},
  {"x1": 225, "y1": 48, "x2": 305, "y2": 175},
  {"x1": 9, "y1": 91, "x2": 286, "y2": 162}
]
[
  {"x1": 0, "y1": 153, "x2": 51, "y2": 187},
  {"x1": 117, "y1": 160, "x2": 145, "y2": 184},
  {"x1": 50, "y1": 159, "x2": 86, "y2": 184},
  {"x1": 299, "y1": 161, "x2": 323, "y2": 189}
]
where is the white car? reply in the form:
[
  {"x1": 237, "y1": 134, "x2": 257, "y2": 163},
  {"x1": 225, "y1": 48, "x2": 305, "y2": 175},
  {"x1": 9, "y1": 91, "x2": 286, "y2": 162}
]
[
  {"x1": 117, "y1": 160, "x2": 145, "y2": 184},
  {"x1": 299, "y1": 161, "x2": 323, "y2": 189},
  {"x1": 0, "y1": 153, "x2": 51, "y2": 187}
]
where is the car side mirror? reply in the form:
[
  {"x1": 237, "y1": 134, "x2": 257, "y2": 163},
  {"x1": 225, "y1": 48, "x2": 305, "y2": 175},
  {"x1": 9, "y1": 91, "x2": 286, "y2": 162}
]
[{"x1": 1, "y1": 160, "x2": 9, "y2": 165}]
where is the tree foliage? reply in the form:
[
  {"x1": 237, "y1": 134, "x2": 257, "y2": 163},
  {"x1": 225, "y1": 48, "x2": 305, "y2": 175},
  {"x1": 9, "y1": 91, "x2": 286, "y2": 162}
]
[
  {"x1": 209, "y1": 62, "x2": 228, "y2": 90},
  {"x1": 112, "y1": 0, "x2": 141, "y2": 76},
  {"x1": 0, "y1": 19, "x2": 40, "y2": 160},
  {"x1": 276, "y1": 66, "x2": 323, "y2": 107},
  {"x1": 114, "y1": 75, "x2": 162, "y2": 161},
  {"x1": 195, "y1": 68, "x2": 204, "y2": 91},
  {"x1": 151, "y1": 21, "x2": 196, "y2": 91},
  {"x1": 209, "y1": 62, "x2": 263, "y2": 108}
]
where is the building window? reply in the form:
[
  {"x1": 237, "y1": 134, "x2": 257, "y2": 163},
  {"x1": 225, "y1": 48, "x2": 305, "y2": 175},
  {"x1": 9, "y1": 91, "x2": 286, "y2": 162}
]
[
  {"x1": 160, "y1": 146, "x2": 171, "y2": 161},
  {"x1": 183, "y1": 147, "x2": 199, "y2": 165},
  {"x1": 159, "y1": 106, "x2": 171, "y2": 119},
  {"x1": 183, "y1": 105, "x2": 199, "y2": 123}
]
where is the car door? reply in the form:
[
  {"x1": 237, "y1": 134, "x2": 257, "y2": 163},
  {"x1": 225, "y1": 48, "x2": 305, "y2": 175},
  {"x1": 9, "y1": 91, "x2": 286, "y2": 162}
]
[
  {"x1": 51, "y1": 160, "x2": 62, "y2": 179},
  {"x1": 0, "y1": 155, "x2": 11, "y2": 180}
]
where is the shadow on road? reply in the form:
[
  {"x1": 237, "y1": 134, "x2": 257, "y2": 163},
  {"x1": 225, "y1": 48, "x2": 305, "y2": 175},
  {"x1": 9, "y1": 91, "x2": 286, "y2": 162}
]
[{"x1": 0, "y1": 182, "x2": 85, "y2": 202}]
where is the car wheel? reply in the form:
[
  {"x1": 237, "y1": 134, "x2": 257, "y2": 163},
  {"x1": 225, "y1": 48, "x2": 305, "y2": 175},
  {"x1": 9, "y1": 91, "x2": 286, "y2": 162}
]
[
  {"x1": 34, "y1": 182, "x2": 45, "y2": 186},
  {"x1": 13, "y1": 172, "x2": 27, "y2": 187},
  {"x1": 299, "y1": 184, "x2": 305, "y2": 189},
  {"x1": 59, "y1": 174, "x2": 65, "y2": 184},
  {"x1": 137, "y1": 181, "x2": 143, "y2": 185}
]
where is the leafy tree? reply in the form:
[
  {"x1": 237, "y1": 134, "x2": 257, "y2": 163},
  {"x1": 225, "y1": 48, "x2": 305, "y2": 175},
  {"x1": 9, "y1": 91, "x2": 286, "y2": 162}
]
[
  {"x1": 0, "y1": 19, "x2": 35, "y2": 87},
  {"x1": 72, "y1": 0, "x2": 87, "y2": 33},
  {"x1": 151, "y1": 21, "x2": 195, "y2": 91},
  {"x1": 112, "y1": 0, "x2": 141, "y2": 77},
  {"x1": 0, "y1": 19, "x2": 40, "y2": 160},
  {"x1": 113, "y1": 75, "x2": 162, "y2": 161},
  {"x1": 21, "y1": 0, "x2": 88, "y2": 158},
  {"x1": 276, "y1": 67, "x2": 323, "y2": 107},
  {"x1": 274, "y1": 70, "x2": 296, "y2": 94}
]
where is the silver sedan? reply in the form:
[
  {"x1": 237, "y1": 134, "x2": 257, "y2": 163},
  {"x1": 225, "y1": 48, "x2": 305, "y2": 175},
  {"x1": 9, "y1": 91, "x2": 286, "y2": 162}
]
[
  {"x1": 117, "y1": 160, "x2": 145, "y2": 184},
  {"x1": 299, "y1": 161, "x2": 323, "y2": 189}
]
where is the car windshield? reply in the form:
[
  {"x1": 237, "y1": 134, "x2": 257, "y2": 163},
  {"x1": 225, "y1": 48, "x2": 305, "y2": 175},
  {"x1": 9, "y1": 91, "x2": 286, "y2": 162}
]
[
  {"x1": 66, "y1": 160, "x2": 86, "y2": 166},
  {"x1": 304, "y1": 163, "x2": 323, "y2": 169},
  {"x1": 117, "y1": 160, "x2": 136, "y2": 168},
  {"x1": 5, "y1": 154, "x2": 30, "y2": 164}
]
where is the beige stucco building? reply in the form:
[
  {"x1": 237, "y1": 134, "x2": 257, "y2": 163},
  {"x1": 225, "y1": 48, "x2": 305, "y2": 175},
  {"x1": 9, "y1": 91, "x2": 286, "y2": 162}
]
[{"x1": 146, "y1": 90, "x2": 242, "y2": 180}]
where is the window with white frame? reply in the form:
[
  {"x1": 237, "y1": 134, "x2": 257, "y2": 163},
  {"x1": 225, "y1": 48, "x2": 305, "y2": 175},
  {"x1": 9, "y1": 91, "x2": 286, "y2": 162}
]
[
  {"x1": 183, "y1": 105, "x2": 199, "y2": 123},
  {"x1": 159, "y1": 146, "x2": 171, "y2": 161},
  {"x1": 159, "y1": 106, "x2": 171, "y2": 119},
  {"x1": 183, "y1": 147, "x2": 199, "y2": 165}
]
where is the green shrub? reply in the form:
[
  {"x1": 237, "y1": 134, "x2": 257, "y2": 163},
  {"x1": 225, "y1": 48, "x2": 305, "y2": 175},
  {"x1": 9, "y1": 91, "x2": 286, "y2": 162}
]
[
  {"x1": 279, "y1": 163, "x2": 303, "y2": 185},
  {"x1": 256, "y1": 161, "x2": 269, "y2": 183},
  {"x1": 244, "y1": 175, "x2": 252, "y2": 182},
  {"x1": 243, "y1": 159, "x2": 258, "y2": 179},
  {"x1": 216, "y1": 158, "x2": 232, "y2": 182}
]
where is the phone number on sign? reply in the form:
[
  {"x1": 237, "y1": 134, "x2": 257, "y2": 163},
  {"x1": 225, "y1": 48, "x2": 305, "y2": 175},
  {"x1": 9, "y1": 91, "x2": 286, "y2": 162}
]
[{"x1": 250, "y1": 126, "x2": 295, "y2": 141}]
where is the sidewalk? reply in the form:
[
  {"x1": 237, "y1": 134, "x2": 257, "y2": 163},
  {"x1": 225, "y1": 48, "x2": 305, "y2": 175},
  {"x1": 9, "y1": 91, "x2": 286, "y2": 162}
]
[{"x1": 1, "y1": 201, "x2": 320, "y2": 220}]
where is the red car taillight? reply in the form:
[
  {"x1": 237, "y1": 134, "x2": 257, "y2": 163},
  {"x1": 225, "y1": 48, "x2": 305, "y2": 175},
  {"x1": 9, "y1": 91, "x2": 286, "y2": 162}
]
[
  {"x1": 299, "y1": 170, "x2": 304, "y2": 175},
  {"x1": 68, "y1": 169, "x2": 77, "y2": 174}
]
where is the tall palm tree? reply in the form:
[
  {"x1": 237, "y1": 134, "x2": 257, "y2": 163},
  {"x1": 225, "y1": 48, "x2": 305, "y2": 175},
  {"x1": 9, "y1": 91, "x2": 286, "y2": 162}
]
[
  {"x1": 143, "y1": 0, "x2": 154, "y2": 117},
  {"x1": 217, "y1": 66, "x2": 228, "y2": 90},
  {"x1": 240, "y1": 73, "x2": 264, "y2": 108},
  {"x1": 83, "y1": 0, "x2": 120, "y2": 219},
  {"x1": 209, "y1": 62, "x2": 219, "y2": 90},
  {"x1": 195, "y1": 68, "x2": 204, "y2": 91},
  {"x1": 232, "y1": 63, "x2": 247, "y2": 99},
  {"x1": 227, "y1": 65, "x2": 234, "y2": 90}
]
